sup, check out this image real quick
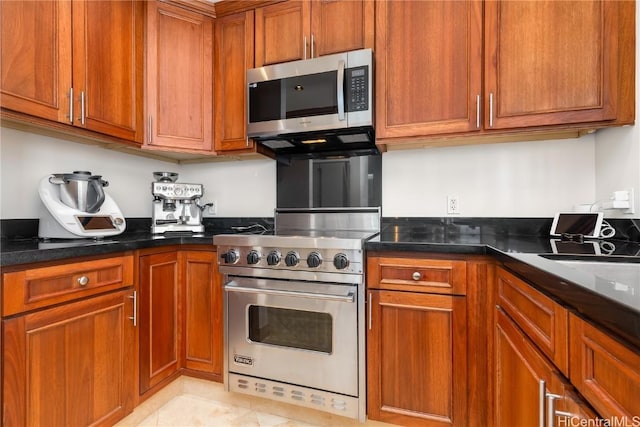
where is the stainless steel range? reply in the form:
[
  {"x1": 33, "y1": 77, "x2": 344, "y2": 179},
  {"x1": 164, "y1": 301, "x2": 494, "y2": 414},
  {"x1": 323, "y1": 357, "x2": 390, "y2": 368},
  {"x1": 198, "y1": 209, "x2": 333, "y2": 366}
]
[{"x1": 214, "y1": 207, "x2": 380, "y2": 421}]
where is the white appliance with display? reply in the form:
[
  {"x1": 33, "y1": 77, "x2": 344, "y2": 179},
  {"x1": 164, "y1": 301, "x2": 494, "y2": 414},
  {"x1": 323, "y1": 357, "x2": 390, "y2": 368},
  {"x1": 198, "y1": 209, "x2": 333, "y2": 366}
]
[{"x1": 38, "y1": 172, "x2": 126, "y2": 239}]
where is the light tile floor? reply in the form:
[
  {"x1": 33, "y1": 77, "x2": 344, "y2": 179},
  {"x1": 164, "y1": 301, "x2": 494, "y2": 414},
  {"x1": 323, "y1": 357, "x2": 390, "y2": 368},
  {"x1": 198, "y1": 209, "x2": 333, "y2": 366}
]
[{"x1": 115, "y1": 376, "x2": 395, "y2": 427}]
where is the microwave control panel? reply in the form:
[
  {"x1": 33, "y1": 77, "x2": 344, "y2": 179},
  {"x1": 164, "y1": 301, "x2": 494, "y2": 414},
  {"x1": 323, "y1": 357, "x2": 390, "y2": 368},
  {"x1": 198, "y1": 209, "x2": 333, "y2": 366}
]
[{"x1": 346, "y1": 66, "x2": 369, "y2": 112}]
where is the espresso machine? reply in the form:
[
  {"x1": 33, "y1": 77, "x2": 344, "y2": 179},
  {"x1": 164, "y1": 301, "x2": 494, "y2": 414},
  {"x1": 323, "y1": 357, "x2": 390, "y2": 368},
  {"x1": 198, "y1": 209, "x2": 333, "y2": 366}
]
[{"x1": 151, "y1": 172, "x2": 210, "y2": 234}]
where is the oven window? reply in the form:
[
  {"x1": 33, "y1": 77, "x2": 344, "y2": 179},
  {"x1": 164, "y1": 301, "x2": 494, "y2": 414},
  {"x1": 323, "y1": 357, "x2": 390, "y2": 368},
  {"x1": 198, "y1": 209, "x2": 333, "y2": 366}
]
[{"x1": 248, "y1": 305, "x2": 332, "y2": 353}]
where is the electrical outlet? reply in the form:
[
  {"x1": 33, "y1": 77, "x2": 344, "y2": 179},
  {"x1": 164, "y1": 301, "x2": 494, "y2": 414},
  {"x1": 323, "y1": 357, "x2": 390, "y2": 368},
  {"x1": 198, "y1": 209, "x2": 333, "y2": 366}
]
[
  {"x1": 206, "y1": 200, "x2": 217, "y2": 216},
  {"x1": 447, "y1": 195, "x2": 460, "y2": 214}
]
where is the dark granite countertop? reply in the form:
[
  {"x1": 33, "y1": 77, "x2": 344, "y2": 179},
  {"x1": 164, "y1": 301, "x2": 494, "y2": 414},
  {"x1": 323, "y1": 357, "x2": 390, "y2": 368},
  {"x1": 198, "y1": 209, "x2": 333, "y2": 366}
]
[{"x1": 368, "y1": 219, "x2": 640, "y2": 350}]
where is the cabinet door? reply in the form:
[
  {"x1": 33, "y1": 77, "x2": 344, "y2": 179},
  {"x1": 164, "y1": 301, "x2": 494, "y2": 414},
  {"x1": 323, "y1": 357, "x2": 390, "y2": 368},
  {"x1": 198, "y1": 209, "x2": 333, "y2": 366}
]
[
  {"x1": 0, "y1": 0, "x2": 72, "y2": 123},
  {"x1": 484, "y1": 1, "x2": 618, "y2": 129},
  {"x1": 180, "y1": 251, "x2": 223, "y2": 378},
  {"x1": 494, "y1": 308, "x2": 569, "y2": 427},
  {"x1": 2, "y1": 290, "x2": 135, "y2": 426},
  {"x1": 375, "y1": 0, "x2": 483, "y2": 140},
  {"x1": 367, "y1": 290, "x2": 467, "y2": 426},
  {"x1": 214, "y1": 10, "x2": 255, "y2": 153},
  {"x1": 145, "y1": 1, "x2": 213, "y2": 151},
  {"x1": 72, "y1": 0, "x2": 144, "y2": 142},
  {"x1": 139, "y1": 251, "x2": 181, "y2": 394},
  {"x1": 255, "y1": 1, "x2": 310, "y2": 66},
  {"x1": 569, "y1": 313, "x2": 640, "y2": 420},
  {"x1": 310, "y1": 0, "x2": 374, "y2": 57}
]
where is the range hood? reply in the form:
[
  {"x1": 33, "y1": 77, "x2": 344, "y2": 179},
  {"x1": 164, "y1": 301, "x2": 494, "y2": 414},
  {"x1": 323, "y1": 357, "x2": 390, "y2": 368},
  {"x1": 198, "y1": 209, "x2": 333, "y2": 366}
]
[{"x1": 254, "y1": 126, "x2": 378, "y2": 158}]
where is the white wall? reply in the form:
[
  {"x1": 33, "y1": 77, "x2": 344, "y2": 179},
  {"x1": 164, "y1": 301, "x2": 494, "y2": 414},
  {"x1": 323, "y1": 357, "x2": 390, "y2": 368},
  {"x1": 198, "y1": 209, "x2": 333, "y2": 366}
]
[
  {"x1": 0, "y1": 127, "x2": 276, "y2": 219},
  {"x1": 382, "y1": 137, "x2": 596, "y2": 217}
]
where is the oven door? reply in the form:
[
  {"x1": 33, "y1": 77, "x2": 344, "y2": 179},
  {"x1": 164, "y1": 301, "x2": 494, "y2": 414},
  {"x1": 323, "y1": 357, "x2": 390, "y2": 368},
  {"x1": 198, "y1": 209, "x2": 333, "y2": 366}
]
[{"x1": 225, "y1": 277, "x2": 359, "y2": 396}]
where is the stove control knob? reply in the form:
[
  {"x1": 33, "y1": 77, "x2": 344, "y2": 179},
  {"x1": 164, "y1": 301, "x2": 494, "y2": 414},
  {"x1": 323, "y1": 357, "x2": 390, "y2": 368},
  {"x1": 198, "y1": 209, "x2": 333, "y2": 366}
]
[
  {"x1": 307, "y1": 252, "x2": 323, "y2": 268},
  {"x1": 285, "y1": 251, "x2": 300, "y2": 267},
  {"x1": 267, "y1": 251, "x2": 281, "y2": 266},
  {"x1": 333, "y1": 253, "x2": 349, "y2": 270},
  {"x1": 221, "y1": 249, "x2": 239, "y2": 264},
  {"x1": 247, "y1": 250, "x2": 260, "y2": 265}
]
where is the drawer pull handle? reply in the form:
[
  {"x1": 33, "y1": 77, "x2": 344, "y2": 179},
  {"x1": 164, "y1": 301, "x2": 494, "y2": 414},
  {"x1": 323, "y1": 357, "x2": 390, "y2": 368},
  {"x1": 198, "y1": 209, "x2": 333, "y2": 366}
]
[
  {"x1": 77, "y1": 276, "x2": 89, "y2": 286},
  {"x1": 412, "y1": 272, "x2": 421, "y2": 281}
]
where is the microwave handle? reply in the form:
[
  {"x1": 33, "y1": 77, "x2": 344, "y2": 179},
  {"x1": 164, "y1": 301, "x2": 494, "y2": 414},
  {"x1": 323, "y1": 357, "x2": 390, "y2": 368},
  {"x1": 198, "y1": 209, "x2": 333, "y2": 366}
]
[{"x1": 337, "y1": 59, "x2": 346, "y2": 121}]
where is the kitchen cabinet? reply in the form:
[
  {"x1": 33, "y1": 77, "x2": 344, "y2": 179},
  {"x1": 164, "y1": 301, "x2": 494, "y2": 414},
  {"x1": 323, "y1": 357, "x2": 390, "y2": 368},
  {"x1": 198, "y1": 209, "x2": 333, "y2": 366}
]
[
  {"x1": 496, "y1": 267, "x2": 569, "y2": 375},
  {"x1": 2, "y1": 254, "x2": 136, "y2": 426},
  {"x1": 0, "y1": 0, "x2": 144, "y2": 142},
  {"x1": 375, "y1": 0, "x2": 483, "y2": 139},
  {"x1": 139, "y1": 247, "x2": 223, "y2": 393},
  {"x1": 484, "y1": 0, "x2": 622, "y2": 130},
  {"x1": 376, "y1": 0, "x2": 635, "y2": 144},
  {"x1": 254, "y1": 0, "x2": 373, "y2": 67},
  {"x1": 214, "y1": 10, "x2": 256, "y2": 153},
  {"x1": 569, "y1": 313, "x2": 640, "y2": 420},
  {"x1": 138, "y1": 250, "x2": 182, "y2": 395},
  {"x1": 180, "y1": 250, "x2": 223, "y2": 380},
  {"x1": 145, "y1": 1, "x2": 214, "y2": 153},
  {"x1": 494, "y1": 308, "x2": 596, "y2": 427},
  {"x1": 367, "y1": 255, "x2": 469, "y2": 426}
]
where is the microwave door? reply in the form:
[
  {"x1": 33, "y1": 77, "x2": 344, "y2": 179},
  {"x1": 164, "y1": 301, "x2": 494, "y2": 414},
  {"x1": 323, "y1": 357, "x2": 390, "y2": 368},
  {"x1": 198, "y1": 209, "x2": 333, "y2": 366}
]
[{"x1": 284, "y1": 71, "x2": 338, "y2": 119}]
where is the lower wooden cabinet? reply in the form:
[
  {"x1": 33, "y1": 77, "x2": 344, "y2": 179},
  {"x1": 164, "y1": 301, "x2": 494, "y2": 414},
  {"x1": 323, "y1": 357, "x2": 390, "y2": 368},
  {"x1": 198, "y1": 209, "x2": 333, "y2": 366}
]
[
  {"x1": 367, "y1": 289, "x2": 467, "y2": 426},
  {"x1": 138, "y1": 248, "x2": 223, "y2": 397},
  {"x1": 2, "y1": 289, "x2": 136, "y2": 426},
  {"x1": 493, "y1": 267, "x2": 603, "y2": 427},
  {"x1": 367, "y1": 254, "x2": 475, "y2": 426},
  {"x1": 180, "y1": 250, "x2": 223, "y2": 379},
  {"x1": 569, "y1": 313, "x2": 640, "y2": 420},
  {"x1": 138, "y1": 250, "x2": 181, "y2": 394}
]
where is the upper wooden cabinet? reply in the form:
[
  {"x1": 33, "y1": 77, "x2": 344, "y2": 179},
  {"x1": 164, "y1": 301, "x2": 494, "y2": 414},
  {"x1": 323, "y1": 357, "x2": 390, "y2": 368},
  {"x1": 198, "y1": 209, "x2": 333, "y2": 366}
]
[
  {"x1": 375, "y1": 0, "x2": 483, "y2": 140},
  {"x1": 145, "y1": 1, "x2": 214, "y2": 153},
  {"x1": 254, "y1": 0, "x2": 374, "y2": 67},
  {"x1": 376, "y1": 0, "x2": 635, "y2": 144},
  {"x1": 214, "y1": 10, "x2": 256, "y2": 153},
  {"x1": 0, "y1": 0, "x2": 144, "y2": 142},
  {"x1": 484, "y1": 0, "x2": 621, "y2": 130}
]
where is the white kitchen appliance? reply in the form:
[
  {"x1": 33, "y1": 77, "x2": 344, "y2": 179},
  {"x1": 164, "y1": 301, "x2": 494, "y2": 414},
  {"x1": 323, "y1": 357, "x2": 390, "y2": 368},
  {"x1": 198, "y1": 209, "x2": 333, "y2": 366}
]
[{"x1": 38, "y1": 172, "x2": 126, "y2": 239}]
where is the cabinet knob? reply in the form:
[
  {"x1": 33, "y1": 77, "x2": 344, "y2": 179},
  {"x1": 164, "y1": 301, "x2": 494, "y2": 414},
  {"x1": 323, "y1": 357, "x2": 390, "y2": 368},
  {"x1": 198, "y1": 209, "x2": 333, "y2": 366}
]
[
  {"x1": 77, "y1": 276, "x2": 89, "y2": 286},
  {"x1": 412, "y1": 271, "x2": 421, "y2": 281}
]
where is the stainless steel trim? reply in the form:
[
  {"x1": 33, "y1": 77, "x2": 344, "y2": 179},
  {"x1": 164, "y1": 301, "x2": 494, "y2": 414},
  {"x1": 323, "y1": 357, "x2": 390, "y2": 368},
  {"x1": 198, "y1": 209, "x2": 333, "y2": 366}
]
[
  {"x1": 225, "y1": 283, "x2": 355, "y2": 303},
  {"x1": 539, "y1": 380, "x2": 546, "y2": 427},
  {"x1": 489, "y1": 92, "x2": 494, "y2": 127},
  {"x1": 129, "y1": 290, "x2": 137, "y2": 326},
  {"x1": 220, "y1": 266, "x2": 362, "y2": 285},
  {"x1": 80, "y1": 91, "x2": 86, "y2": 125},
  {"x1": 228, "y1": 373, "x2": 360, "y2": 419},
  {"x1": 337, "y1": 59, "x2": 345, "y2": 121},
  {"x1": 69, "y1": 88, "x2": 74, "y2": 124},
  {"x1": 476, "y1": 94, "x2": 481, "y2": 128}
]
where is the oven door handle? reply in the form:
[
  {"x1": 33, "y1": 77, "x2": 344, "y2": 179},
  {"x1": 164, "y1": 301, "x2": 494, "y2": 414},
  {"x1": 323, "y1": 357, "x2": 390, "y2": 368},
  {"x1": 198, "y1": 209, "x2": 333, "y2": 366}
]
[{"x1": 225, "y1": 284, "x2": 355, "y2": 303}]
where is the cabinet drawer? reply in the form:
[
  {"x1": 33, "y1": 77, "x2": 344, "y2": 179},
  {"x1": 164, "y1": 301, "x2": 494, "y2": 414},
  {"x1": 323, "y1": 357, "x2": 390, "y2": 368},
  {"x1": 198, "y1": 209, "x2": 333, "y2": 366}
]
[
  {"x1": 569, "y1": 313, "x2": 640, "y2": 419},
  {"x1": 496, "y1": 267, "x2": 568, "y2": 375},
  {"x1": 367, "y1": 256, "x2": 466, "y2": 295},
  {"x1": 2, "y1": 255, "x2": 134, "y2": 316}
]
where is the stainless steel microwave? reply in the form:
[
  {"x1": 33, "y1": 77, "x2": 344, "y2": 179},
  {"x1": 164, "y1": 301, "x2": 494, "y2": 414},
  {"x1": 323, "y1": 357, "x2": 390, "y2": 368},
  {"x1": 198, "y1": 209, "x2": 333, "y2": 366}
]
[{"x1": 247, "y1": 49, "x2": 375, "y2": 156}]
